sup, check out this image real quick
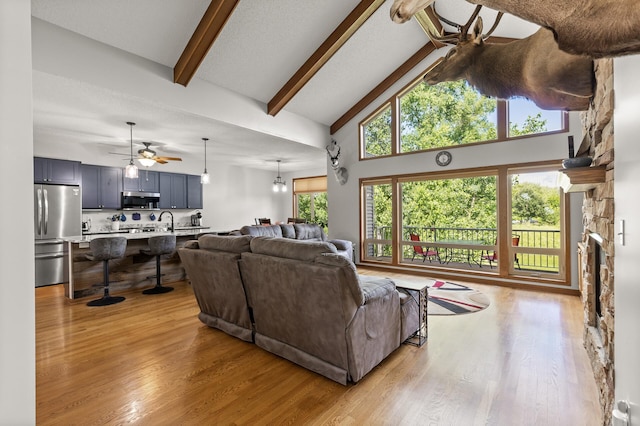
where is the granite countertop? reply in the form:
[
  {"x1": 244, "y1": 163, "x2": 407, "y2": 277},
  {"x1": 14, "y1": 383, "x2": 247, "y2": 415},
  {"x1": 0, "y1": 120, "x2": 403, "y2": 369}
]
[{"x1": 66, "y1": 227, "x2": 213, "y2": 243}]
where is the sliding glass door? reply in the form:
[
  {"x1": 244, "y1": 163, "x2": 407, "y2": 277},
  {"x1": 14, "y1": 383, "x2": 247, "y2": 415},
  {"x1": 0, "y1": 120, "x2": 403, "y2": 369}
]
[{"x1": 360, "y1": 164, "x2": 568, "y2": 283}]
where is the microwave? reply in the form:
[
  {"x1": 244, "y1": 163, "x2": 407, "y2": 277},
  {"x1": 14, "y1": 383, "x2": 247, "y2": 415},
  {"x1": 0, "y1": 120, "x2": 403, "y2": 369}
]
[{"x1": 121, "y1": 191, "x2": 160, "y2": 210}]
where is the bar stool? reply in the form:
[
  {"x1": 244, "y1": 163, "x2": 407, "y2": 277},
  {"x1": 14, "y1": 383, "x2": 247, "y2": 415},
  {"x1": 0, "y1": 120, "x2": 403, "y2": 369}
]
[
  {"x1": 140, "y1": 234, "x2": 176, "y2": 294},
  {"x1": 85, "y1": 237, "x2": 127, "y2": 306}
]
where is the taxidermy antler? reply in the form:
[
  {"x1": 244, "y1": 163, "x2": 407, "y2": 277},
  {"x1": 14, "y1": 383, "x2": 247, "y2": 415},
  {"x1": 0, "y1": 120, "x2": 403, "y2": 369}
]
[
  {"x1": 390, "y1": 0, "x2": 640, "y2": 58},
  {"x1": 422, "y1": 6, "x2": 594, "y2": 111}
]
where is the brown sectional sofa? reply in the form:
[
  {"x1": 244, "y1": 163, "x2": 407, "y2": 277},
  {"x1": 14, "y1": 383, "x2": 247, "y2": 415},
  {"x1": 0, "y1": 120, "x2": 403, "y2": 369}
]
[{"x1": 178, "y1": 234, "x2": 420, "y2": 385}]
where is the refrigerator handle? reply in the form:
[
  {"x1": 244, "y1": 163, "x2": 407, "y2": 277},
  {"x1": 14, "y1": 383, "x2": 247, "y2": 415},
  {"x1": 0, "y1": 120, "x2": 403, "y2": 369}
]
[
  {"x1": 43, "y1": 188, "x2": 49, "y2": 235},
  {"x1": 36, "y1": 188, "x2": 42, "y2": 236}
]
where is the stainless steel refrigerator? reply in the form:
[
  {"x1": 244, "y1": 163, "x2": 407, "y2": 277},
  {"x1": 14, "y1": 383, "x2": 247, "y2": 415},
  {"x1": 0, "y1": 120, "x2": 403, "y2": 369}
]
[{"x1": 34, "y1": 184, "x2": 81, "y2": 287}]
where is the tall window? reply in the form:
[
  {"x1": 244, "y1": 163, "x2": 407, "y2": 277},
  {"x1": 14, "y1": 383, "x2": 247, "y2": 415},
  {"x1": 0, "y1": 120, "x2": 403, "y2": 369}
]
[
  {"x1": 362, "y1": 104, "x2": 392, "y2": 158},
  {"x1": 509, "y1": 168, "x2": 564, "y2": 276},
  {"x1": 361, "y1": 73, "x2": 566, "y2": 160},
  {"x1": 293, "y1": 176, "x2": 328, "y2": 233},
  {"x1": 362, "y1": 180, "x2": 393, "y2": 262},
  {"x1": 400, "y1": 81, "x2": 497, "y2": 152},
  {"x1": 360, "y1": 165, "x2": 568, "y2": 283}
]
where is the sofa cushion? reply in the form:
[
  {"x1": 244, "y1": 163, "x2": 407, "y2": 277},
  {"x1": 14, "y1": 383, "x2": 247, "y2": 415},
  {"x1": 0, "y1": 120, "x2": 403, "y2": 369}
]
[
  {"x1": 294, "y1": 223, "x2": 326, "y2": 241},
  {"x1": 198, "y1": 234, "x2": 252, "y2": 253},
  {"x1": 240, "y1": 224, "x2": 283, "y2": 238},
  {"x1": 279, "y1": 224, "x2": 296, "y2": 239},
  {"x1": 250, "y1": 236, "x2": 337, "y2": 262}
]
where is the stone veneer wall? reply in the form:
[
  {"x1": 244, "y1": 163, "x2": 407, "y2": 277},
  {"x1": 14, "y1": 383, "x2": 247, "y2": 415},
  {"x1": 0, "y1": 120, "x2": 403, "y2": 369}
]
[{"x1": 579, "y1": 58, "x2": 614, "y2": 425}]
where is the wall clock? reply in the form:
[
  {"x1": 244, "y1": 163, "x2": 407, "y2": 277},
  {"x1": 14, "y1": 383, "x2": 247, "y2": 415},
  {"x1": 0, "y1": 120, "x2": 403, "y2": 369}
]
[{"x1": 435, "y1": 151, "x2": 452, "y2": 166}]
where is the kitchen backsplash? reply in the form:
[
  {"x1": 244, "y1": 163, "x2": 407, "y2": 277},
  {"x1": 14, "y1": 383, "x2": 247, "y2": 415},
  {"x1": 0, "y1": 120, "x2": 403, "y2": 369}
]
[{"x1": 81, "y1": 209, "x2": 204, "y2": 233}]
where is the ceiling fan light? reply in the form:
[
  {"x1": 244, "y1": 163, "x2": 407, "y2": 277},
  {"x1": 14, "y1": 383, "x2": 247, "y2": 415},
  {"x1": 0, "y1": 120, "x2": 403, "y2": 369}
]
[
  {"x1": 138, "y1": 158, "x2": 155, "y2": 167},
  {"x1": 125, "y1": 161, "x2": 138, "y2": 179}
]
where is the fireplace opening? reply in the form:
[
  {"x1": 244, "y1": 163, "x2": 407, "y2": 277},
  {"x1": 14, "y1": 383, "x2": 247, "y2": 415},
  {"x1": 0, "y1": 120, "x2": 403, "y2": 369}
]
[{"x1": 589, "y1": 233, "x2": 605, "y2": 327}]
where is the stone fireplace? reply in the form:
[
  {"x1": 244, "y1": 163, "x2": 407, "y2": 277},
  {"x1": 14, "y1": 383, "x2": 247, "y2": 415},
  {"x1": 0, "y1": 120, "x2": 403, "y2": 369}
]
[{"x1": 579, "y1": 58, "x2": 615, "y2": 425}]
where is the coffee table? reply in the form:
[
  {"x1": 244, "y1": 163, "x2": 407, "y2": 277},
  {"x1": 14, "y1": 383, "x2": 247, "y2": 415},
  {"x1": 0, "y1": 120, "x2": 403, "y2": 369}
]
[{"x1": 395, "y1": 280, "x2": 428, "y2": 347}]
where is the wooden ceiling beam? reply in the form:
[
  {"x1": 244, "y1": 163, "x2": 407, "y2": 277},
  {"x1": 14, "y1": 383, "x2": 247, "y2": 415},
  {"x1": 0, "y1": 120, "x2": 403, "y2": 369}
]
[
  {"x1": 267, "y1": 0, "x2": 386, "y2": 117},
  {"x1": 174, "y1": 0, "x2": 240, "y2": 87}
]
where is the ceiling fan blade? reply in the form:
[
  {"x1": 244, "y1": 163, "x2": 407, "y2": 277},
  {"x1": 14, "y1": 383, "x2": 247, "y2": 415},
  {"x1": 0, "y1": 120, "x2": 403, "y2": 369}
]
[
  {"x1": 155, "y1": 156, "x2": 182, "y2": 161},
  {"x1": 154, "y1": 158, "x2": 169, "y2": 164}
]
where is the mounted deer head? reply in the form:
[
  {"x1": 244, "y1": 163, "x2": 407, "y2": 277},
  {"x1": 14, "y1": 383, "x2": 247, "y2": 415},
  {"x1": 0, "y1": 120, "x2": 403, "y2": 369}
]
[
  {"x1": 326, "y1": 140, "x2": 348, "y2": 185},
  {"x1": 423, "y1": 7, "x2": 594, "y2": 111},
  {"x1": 391, "y1": 0, "x2": 640, "y2": 58}
]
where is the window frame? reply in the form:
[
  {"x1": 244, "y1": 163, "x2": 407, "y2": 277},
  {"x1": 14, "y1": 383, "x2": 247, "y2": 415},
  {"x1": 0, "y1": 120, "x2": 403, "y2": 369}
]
[
  {"x1": 359, "y1": 68, "x2": 569, "y2": 161},
  {"x1": 359, "y1": 161, "x2": 570, "y2": 286}
]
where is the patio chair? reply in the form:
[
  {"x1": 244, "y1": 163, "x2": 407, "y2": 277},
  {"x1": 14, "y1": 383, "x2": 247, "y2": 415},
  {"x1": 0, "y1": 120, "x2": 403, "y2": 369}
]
[
  {"x1": 480, "y1": 236, "x2": 521, "y2": 269},
  {"x1": 409, "y1": 233, "x2": 440, "y2": 263},
  {"x1": 287, "y1": 217, "x2": 307, "y2": 224}
]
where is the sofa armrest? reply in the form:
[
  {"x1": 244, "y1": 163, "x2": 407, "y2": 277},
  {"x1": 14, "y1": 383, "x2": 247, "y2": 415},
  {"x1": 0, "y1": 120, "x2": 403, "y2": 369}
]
[
  {"x1": 359, "y1": 275, "x2": 396, "y2": 304},
  {"x1": 183, "y1": 240, "x2": 199, "y2": 249},
  {"x1": 346, "y1": 275, "x2": 401, "y2": 382},
  {"x1": 329, "y1": 239, "x2": 352, "y2": 252}
]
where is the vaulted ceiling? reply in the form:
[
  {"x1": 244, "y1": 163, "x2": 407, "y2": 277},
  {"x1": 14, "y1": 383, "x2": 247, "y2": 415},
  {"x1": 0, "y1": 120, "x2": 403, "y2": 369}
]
[{"x1": 30, "y1": 0, "x2": 538, "y2": 172}]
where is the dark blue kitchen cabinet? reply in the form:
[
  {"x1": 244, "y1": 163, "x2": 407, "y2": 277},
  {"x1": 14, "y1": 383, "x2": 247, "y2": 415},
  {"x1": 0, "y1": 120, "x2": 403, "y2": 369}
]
[
  {"x1": 34, "y1": 157, "x2": 81, "y2": 185},
  {"x1": 159, "y1": 172, "x2": 187, "y2": 209},
  {"x1": 81, "y1": 164, "x2": 122, "y2": 209},
  {"x1": 123, "y1": 170, "x2": 159, "y2": 193},
  {"x1": 187, "y1": 175, "x2": 203, "y2": 209}
]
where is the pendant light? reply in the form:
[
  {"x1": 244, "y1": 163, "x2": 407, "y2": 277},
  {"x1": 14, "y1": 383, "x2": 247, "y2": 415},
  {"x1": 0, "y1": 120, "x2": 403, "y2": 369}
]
[
  {"x1": 272, "y1": 160, "x2": 286, "y2": 192},
  {"x1": 124, "y1": 121, "x2": 139, "y2": 179},
  {"x1": 200, "y1": 137, "x2": 210, "y2": 184}
]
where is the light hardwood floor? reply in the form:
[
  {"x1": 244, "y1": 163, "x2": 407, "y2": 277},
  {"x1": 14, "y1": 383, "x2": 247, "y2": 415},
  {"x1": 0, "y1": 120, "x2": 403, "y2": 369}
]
[{"x1": 36, "y1": 268, "x2": 602, "y2": 425}]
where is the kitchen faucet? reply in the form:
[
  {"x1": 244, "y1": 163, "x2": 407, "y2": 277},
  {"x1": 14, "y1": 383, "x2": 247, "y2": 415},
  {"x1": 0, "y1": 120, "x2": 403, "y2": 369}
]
[{"x1": 158, "y1": 211, "x2": 174, "y2": 233}]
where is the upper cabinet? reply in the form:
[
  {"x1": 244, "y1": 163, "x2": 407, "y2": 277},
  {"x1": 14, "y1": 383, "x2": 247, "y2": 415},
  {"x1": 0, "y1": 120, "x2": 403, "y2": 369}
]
[
  {"x1": 123, "y1": 170, "x2": 159, "y2": 193},
  {"x1": 159, "y1": 172, "x2": 187, "y2": 209},
  {"x1": 81, "y1": 164, "x2": 122, "y2": 209},
  {"x1": 34, "y1": 157, "x2": 81, "y2": 185},
  {"x1": 187, "y1": 175, "x2": 203, "y2": 209}
]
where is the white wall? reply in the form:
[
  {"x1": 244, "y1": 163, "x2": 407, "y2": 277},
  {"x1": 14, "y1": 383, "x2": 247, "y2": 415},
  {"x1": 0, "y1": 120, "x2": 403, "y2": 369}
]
[
  {"x1": 613, "y1": 54, "x2": 640, "y2": 421},
  {"x1": 328, "y1": 48, "x2": 584, "y2": 289},
  {"x1": 0, "y1": 0, "x2": 35, "y2": 423},
  {"x1": 31, "y1": 18, "x2": 328, "y2": 151}
]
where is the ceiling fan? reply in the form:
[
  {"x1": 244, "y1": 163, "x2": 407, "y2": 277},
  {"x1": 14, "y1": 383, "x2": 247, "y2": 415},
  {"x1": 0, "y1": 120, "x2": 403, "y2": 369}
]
[
  {"x1": 111, "y1": 142, "x2": 182, "y2": 166},
  {"x1": 137, "y1": 142, "x2": 182, "y2": 165}
]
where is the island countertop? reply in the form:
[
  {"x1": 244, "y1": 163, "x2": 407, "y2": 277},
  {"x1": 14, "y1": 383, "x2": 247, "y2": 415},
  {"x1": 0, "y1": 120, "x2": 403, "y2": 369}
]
[{"x1": 64, "y1": 227, "x2": 214, "y2": 243}]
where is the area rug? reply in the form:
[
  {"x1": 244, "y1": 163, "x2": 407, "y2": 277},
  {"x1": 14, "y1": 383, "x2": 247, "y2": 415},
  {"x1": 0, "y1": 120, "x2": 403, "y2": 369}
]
[{"x1": 395, "y1": 279, "x2": 490, "y2": 315}]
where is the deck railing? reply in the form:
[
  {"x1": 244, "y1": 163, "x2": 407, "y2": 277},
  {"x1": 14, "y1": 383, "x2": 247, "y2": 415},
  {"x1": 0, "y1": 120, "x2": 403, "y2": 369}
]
[{"x1": 366, "y1": 226, "x2": 561, "y2": 273}]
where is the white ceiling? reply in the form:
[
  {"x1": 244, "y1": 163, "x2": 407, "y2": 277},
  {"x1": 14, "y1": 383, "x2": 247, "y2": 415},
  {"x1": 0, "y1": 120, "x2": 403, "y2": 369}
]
[{"x1": 30, "y1": 0, "x2": 539, "y2": 172}]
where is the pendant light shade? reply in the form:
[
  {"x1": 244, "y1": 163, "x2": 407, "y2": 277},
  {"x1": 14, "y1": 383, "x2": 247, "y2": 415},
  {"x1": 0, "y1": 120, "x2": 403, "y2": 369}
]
[
  {"x1": 124, "y1": 121, "x2": 139, "y2": 179},
  {"x1": 200, "y1": 137, "x2": 210, "y2": 184},
  {"x1": 137, "y1": 157, "x2": 156, "y2": 168},
  {"x1": 272, "y1": 160, "x2": 286, "y2": 192}
]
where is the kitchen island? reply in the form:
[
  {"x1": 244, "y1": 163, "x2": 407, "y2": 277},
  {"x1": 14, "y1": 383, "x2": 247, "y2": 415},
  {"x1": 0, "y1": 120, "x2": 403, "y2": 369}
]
[{"x1": 64, "y1": 227, "x2": 214, "y2": 300}]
